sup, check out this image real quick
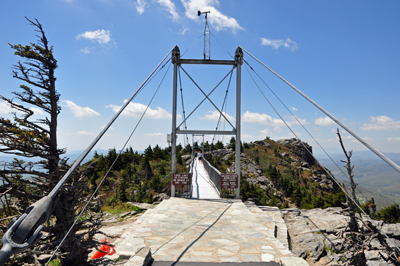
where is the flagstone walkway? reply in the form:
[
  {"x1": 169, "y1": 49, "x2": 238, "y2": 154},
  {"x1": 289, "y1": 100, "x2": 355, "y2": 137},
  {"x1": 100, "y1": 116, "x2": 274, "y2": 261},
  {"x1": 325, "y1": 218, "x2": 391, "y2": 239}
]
[{"x1": 114, "y1": 197, "x2": 308, "y2": 265}]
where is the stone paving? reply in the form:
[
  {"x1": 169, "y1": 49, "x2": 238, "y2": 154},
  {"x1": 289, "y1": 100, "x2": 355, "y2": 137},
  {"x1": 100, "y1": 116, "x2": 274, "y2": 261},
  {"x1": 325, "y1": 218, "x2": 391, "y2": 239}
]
[
  {"x1": 114, "y1": 197, "x2": 308, "y2": 265},
  {"x1": 245, "y1": 202, "x2": 291, "y2": 250}
]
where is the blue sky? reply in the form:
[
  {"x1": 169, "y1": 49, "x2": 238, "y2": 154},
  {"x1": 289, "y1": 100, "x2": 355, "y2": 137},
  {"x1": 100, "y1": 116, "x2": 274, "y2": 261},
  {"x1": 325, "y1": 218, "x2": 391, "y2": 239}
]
[{"x1": 1, "y1": 0, "x2": 400, "y2": 161}]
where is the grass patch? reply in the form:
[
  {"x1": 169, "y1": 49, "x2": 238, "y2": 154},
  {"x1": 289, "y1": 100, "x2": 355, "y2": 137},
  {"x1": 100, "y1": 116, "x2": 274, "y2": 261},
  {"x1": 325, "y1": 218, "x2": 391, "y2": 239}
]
[{"x1": 101, "y1": 203, "x2": 141, "y2": 216}]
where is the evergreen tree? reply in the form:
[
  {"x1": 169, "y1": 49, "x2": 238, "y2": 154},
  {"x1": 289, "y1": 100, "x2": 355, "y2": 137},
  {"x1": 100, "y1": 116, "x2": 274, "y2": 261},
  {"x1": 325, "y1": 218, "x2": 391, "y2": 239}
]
[{"x1": 144, "y1": 145, "x2": 154, "y2": 160}]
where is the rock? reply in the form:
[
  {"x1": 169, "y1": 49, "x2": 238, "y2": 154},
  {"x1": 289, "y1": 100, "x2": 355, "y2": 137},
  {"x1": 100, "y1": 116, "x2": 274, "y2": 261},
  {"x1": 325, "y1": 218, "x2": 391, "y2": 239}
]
[
  {"x1": 256, "y1": 176, "x2": 269, "y2": 185},
  {"x1": 153, "y1": 193, "x2": 170, "y2": 202},
  {"x1": 284, "y1": 207, "x2": 349, "y2": 261},
  {"x1": 253, "y1": 140, "x2": 272, "y2": 148},
  {"x1": 277, "y1": 138, "x2": 315, "y2": 165},
  {"x1": 291, "y1": 247, "x2": 307, "y2": 259},
  {"x1": 280, "y1": 152, "x2": 289, "y2": 158},
  {"x1": 245, "y1": 197, "x2": 263, "y2": 206},
  {"x1": 120, "y1": 212, "x2": 131, "y2": 218},
  {"x1": 126, "y1": 202, "x2": 155, "y2": 210},
  {"x1": 301, "y1": 162, "x2": 309, "y2": 168},
  {"x1": 369, "y1": 238, "x2": 384, "y2": 250},
  {"x1": 324, "y1": 234, "x2": 342, "y2": 251},
  {"x1": 37, "y1": 254, "x2": 52, "y2": 263},
  {"x1": 364, "y1": 250, "x2": 381, "y2": 261},
  {"x1": 381, "y1": 223, "x2": 400, "y2": 238}
]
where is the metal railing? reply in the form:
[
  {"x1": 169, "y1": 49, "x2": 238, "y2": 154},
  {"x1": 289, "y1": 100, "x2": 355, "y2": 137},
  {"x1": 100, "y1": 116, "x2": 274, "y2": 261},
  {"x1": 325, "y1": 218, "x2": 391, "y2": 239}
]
[
  {"x1": 188, "y1": 155, "x2": 195, "y2": 198},
  {"x1": 201, "y1": 157, "x2": 222, "y2": 197}
]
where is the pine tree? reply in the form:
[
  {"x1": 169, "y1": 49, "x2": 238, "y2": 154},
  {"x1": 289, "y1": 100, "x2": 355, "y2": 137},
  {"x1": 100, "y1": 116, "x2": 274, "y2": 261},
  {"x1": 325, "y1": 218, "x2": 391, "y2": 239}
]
[{"x1": 0, "y1": 18, "x2": 102, "y2": 263}]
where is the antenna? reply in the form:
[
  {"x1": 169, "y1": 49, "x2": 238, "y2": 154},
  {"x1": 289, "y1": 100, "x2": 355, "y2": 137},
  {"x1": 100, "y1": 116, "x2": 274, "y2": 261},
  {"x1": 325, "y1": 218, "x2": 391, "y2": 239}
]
[{"x1": 198, "y1": 10, "x2": 211, "y2": 60}]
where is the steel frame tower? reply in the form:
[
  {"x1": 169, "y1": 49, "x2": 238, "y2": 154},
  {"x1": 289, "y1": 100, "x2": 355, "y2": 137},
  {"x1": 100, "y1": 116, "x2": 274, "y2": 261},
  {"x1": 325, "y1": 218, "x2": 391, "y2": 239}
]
[{"x1": 170, "y1": 46, "x2": 243, "y2": 199}]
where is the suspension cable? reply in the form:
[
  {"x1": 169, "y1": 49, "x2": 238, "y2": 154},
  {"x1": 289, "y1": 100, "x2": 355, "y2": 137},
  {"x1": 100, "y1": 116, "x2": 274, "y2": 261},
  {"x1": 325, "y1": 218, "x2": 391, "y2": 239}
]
[
  {"x1": 243, "y1": 62, "x2": 400, "y2": 252},
  {"x1": 48, "y1": 46, "x2": 175, "y2": 200},
  {"x1": 45, "y1": 62, "x2": 173, "y2": 265},
  {"x1": 240, "y1": 46, "x2": 400, "y2": 175},
  {"x1": 211, "y1": 67, "x2": 234, "y2": 148},
  {"x1": 211, "y1": 33, "x2": 234, "y2": 59},
  {"x1": 178, "y1": 66, "x2": 236, "y2": 129},
  {"x1": 177, "y1": 66, "x2": 235, "y2": 129},
  {"x1": 242, "y1": 59, "x2": 370, "y2": 203},
  {"x1": 181, "y1": 34, "x2": 203, "y2": 58},
  {"x1": 178, "y1": 68, "x2": 189, "y2": 147}
]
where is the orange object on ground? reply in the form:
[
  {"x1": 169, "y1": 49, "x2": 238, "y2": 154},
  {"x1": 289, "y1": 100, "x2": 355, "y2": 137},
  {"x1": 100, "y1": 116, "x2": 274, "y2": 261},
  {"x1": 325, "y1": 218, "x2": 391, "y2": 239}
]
[{"x1": 91, "y1": 239, "x2": 116, "y2": 259}]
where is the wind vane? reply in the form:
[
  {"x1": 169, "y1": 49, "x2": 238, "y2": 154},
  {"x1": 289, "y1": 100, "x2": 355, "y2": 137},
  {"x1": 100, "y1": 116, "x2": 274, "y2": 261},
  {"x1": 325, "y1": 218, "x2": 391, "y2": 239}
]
[{"x1": 198, "y1": 10, "x2": 211, "y2": 60}]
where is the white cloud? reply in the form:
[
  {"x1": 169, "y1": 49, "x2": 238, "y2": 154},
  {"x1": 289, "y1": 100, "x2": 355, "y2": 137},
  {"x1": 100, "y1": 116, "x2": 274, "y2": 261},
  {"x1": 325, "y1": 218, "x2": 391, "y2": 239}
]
[
  {"x1": 180, "y1": 26, "x2": 189, "y2": 35},
  {"x1": 0, "y1": 101, "x2": 15, "y2": 114},
  {"x1": 80, "y1": 47, "x2": 91, "y2": 54},
  {"x1": 135, "y1": 0, "x2": 147, "y2": 14},
  {"x1": 182, "y1": 0, "x2": 244, "y2": 32},
  {"x1": 106, "y1": 100, "x2": 177, "y2": 119},
  {"x1": 388, "y1": 137, "x2": 400, "y2": 142},
  {"x1": 200, "y1": 110, "x2": 234, "y2": 122},
  {"x1": 100, "y1": 125, "x2": 115, "y2": 130},
  {"x1": 315, "y1": 116, "x2": 335, "y2": 126},
  {"x1": 261, "y1": 37, "x2": 298, "y2": 51},
  {"x1": 1, "y1": 101, "x2": 44, "y2": 116},
  {"x1": 361, "y1": 116, "x2": 400, "y2": 131},
  {"x1": 29, "y1": 107, "x2": 44, "y2": 115},
  {"x1": 290, "y1": 116, "x2": 307, "y2": 125},
  {"x1": 156, "y1": 0, "x2": 180, "y2": 21},
  {"x1": 77, "y1": 131, "x2": 95, "y2": 136},
  {"x1": 63, "y1": 100, "x2": 100, "y2": 118},
  {"x1": 260, "y1": 128, "x2": 273, "y2": 137},
  {"x1": 242, "y1": 111, "x2": 285, "y2": 131},
  {"x1": 290, "y1": 107, "x2": 298, "y2": 111},
  {"x1": 144, "y1": 132, "x2": 164, "y2": 138},
  {"x1": 76, "y1": 29, "x2": 111, "y2": 44},
  {"x1": 241, "y1": 134, "x2": 256, "y2": 142}
]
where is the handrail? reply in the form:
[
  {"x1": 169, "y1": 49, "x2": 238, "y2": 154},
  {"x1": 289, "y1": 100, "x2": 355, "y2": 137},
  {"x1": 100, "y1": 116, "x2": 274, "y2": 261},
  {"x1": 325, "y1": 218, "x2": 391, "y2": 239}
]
[
  {"x1": 188, "y1": 155, "x2": 195, "y2": 198},
  {"x1": 201, "y1": 157, "x2": 221, "y2": 197}
]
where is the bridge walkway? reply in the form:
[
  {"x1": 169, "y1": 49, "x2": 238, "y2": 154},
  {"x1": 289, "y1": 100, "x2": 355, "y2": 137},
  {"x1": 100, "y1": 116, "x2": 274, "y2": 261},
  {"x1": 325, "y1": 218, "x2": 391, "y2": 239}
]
[
  {"x1": 191, "y1": 158, "x2": 220, "y2": 199},
  {"x1": 113, "y1": 197, "x2": 308, "y2": 265}
]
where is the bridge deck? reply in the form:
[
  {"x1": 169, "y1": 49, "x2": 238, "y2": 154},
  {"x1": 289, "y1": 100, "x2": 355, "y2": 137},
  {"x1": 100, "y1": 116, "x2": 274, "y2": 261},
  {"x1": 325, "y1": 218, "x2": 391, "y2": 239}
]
[
  {"x1": 191, "y1": 158, "x2": 220, "y2": 199},
  {"x1": 114, "y1": 197, "x2": 308, "y2": 265}
]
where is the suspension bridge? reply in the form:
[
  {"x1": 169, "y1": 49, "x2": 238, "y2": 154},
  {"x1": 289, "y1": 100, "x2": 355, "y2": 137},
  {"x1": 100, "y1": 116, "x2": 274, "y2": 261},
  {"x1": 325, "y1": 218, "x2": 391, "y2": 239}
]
[{"x1": 1, "y1": 16, "x2": 400, "y2": 266}]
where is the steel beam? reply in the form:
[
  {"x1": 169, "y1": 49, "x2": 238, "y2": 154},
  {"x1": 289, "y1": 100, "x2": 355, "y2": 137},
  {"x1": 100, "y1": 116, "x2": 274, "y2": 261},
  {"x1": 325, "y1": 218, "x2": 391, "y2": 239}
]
[
  {"x1": 179, "y1": 59, "x2": 236, "y2": 65},
  {"x1": 235, "y1": 47, "x2": 243, "y2": 199},
  {"x1": 176, "y1": 130, "x2": 236, "y2": 135},
  {"x1": 171, "y1": 46, "x2": 180, "y2": 197}
]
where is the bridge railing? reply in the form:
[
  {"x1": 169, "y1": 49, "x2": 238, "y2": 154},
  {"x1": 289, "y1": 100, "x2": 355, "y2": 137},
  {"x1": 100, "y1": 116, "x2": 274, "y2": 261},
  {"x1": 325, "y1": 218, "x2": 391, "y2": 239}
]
[
  {"x1": 188, "y1": 155, "x2": 195, "y2": 198},
  {"x1": 202, "y1": 157, "x2": 221, "y2": 197}
]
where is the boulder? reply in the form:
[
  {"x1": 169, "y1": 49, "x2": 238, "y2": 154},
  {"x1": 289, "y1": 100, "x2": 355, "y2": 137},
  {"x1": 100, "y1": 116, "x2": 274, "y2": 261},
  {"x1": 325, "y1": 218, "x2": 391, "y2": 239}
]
[
  {"x1": 153, "y1": 193, "x2": 170, "y2": 202},
  {"x1": 277, "y1": 138, "x2": 315, "y2": 165},
  {"x1": 253, "y1": 140, "x2": 272, "y2": 148}
]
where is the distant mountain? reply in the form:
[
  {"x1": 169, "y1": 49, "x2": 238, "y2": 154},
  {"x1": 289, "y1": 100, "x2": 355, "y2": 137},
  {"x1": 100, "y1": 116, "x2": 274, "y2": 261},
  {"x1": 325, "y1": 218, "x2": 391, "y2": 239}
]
[
  {"x1": 340, "y1": 179, "x2": 400, "y2": 210},
  {"x1": 0, "y1": 148, "x2": 144, "y2": 166},
  {"x1": 317, "y1": 151, "x2": 400, "y2": 201}
]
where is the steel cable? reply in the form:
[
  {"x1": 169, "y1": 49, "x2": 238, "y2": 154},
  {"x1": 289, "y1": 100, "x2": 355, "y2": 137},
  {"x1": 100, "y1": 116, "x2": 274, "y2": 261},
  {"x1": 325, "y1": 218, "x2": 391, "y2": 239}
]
[{"x1": 45, "y1": 62, "x2": 173, "y2": 265}]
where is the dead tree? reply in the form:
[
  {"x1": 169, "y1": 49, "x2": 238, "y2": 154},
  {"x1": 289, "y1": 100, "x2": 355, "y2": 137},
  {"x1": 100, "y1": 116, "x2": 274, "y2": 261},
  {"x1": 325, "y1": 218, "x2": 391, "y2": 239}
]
[
  {"x1": 337, "y1": 129, "x2": 359, "y2": 232},
  {"x1": 0, "y1": 17, "x2": 103, "y2": 264}
]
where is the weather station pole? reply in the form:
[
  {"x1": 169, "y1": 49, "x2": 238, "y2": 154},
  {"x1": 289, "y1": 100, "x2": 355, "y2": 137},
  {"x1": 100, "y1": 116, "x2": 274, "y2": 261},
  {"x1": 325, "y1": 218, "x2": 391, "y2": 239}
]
[{"x1": 198, "y1": 11, "x2": 211, "y2": 60}]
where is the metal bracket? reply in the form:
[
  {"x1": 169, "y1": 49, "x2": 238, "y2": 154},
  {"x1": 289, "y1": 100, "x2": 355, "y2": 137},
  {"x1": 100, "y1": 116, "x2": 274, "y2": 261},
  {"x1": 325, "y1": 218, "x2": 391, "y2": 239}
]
[{"x1": 0, "y1": 196, "x2": 52, "y2": 265}]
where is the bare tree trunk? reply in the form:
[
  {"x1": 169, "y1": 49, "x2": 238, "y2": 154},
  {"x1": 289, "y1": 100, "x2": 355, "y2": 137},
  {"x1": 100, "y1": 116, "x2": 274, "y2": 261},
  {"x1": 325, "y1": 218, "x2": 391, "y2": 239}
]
[{"x1": 337, "y1": 129, "x2": 359, "y2": 232}]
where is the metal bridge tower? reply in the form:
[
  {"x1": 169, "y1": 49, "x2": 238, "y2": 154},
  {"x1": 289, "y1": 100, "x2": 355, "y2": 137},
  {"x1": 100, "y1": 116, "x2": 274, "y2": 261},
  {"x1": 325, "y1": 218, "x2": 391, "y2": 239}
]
[{"x1": 170, "y1": 46, "x2": 244, "y2": 199}]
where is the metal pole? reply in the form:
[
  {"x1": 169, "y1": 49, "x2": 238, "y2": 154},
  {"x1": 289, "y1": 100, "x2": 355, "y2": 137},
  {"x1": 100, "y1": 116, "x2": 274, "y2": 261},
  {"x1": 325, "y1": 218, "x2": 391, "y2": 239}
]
[
  {"x1": 235, "y1": 47, "x2": 243, "y2": 199},
  {"x1": 171, "y1": 46, "x2": 180, "y2": 197},
  {"x1": 202, "y1": 135, "x2": 204, "y2": 155}
]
